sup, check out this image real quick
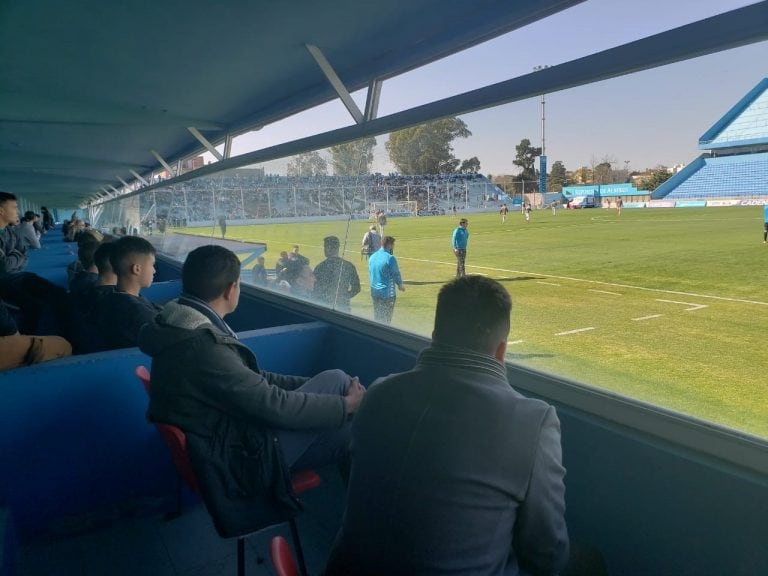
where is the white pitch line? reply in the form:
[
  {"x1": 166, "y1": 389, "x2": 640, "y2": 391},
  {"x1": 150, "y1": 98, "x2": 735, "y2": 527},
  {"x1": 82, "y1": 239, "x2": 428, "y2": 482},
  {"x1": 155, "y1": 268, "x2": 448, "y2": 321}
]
[
  {"x1": 633, "y1": 314, "x2": 663, "y2": 321},
  {"x1": 401, "y1": 257, "x2": 768, "y2": 307},
  {"x1": 507, "y1": 340, "x2": 524, "y2": 345},
  {"x1": 589, "y1": 289, "x2": 622, "y2": 296},
  {"x1": 537, "y1": 281, "x2": 561, "y2": 286},
  {"x1": 655, "y1": 299, "x2": 708, "y2": 311},
  {"x1": 555, "y1": 327, "x2": 595, "y2": 336}
]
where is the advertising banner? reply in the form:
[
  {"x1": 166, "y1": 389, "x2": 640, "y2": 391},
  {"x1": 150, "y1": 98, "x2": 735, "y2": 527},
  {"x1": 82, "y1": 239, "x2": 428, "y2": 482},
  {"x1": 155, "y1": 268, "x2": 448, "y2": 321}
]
[
  {"x1": 675, "y1": 201, "x2": 707, "y2": 208},
  {"x1": 707, "y1": 200, "x2": 741, "y2": 207},
  {"x1": 740, "y1": 199, "x2": 768, "y2": 206},
  {"x1": 648, "y1": 200, "x2": 675, "y2": 208},
  {"x1": 624, "y1": 202, "x2": 646, "y2": 209}
]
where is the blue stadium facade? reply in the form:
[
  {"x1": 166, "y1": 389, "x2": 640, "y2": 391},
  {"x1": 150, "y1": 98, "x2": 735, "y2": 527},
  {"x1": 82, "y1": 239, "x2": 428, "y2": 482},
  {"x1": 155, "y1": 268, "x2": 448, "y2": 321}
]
[{"x1": 654, "y1": 77, "x2": 768, "y2": 201}]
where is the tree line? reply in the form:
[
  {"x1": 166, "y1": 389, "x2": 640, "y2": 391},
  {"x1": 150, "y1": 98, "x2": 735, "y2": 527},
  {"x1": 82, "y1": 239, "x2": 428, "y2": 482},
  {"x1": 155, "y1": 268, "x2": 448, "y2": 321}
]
[{"x1": 286, "y1": 117, "x2": 673, "y2": 192}]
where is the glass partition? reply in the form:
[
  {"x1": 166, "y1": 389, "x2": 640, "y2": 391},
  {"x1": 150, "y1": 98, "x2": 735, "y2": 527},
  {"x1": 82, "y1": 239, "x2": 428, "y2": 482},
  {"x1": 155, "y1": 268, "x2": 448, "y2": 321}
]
[{"x1": 92, "y1": 44, "x2": 767, "y2": 439}]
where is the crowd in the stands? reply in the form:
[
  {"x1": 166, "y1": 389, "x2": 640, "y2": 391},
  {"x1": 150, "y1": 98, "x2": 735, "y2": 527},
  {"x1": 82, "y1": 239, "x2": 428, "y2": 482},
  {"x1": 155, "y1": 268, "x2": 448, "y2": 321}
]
[{"x1": 139, "y1": 172, "x2": 499, "y2": 223}]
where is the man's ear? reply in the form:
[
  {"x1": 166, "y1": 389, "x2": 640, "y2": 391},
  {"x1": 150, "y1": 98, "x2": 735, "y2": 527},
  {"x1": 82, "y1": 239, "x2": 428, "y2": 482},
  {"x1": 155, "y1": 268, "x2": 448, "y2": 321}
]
[
  {"x1": 223, "y1": 281, "x2": 237, "y2": 301},
  {"x1": 130, "y1": 262, "x2": 141, "y2": 276}
]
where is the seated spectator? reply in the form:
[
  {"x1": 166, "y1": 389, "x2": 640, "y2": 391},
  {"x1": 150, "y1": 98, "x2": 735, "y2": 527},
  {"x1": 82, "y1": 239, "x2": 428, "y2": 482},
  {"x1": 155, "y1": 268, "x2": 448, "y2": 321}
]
[
  {"x1": 0, "y1": 192, "x2": 66, "y2": 335},
  {"x1": 313, "y1": 236, "x2": 360, "y2": 311},
  {"x1": 0, "y1": 220, "x2": 28, "y2": 274},
  {"x1": 69, "y1": 242, "x2": 117, "y2": 354},
  {"x1": 326, "y1": 276, "x2": 569, "y2": 576},
  {"x1": 0, "y1": 297, "x2": 71, "y2": 371},
  {"x1": 19, "y1": 211, "x2": 41, "y2": 251},
  {"x1": 275, "y1": 250, "x2": 289, "y2": 280},
  {"x1": 95, "y1": 236, "x2": 162, "y2": 350},
  {"x1": 68, "y1": 239, "x2": 100, "y2": 294},
  {"x1": 139, "y1": 245, "x2": 364, "y2": 537},
  {"x1": 251, "y1": 255, "x2": 267, "y2": 286},
  {"x1": 278, "y1": 258, "x2": 315, "y2": 299}
]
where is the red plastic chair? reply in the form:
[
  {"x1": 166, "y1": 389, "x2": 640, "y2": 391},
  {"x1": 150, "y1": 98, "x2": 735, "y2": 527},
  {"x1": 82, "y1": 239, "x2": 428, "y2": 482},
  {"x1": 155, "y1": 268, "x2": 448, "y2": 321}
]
[
  {"x1": 270, "y1": 536, "x2": 300, "y2": 576},
  {"x1": 135, "y1": 365, "x2": 319, "y2": 576}
]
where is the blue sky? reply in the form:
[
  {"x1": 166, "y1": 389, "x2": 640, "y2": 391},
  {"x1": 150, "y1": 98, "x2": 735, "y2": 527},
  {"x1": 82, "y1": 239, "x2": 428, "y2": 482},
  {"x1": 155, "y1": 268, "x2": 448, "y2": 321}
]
[{"x1": 229, "y1": 0, "x2": 766, "y2": 176}]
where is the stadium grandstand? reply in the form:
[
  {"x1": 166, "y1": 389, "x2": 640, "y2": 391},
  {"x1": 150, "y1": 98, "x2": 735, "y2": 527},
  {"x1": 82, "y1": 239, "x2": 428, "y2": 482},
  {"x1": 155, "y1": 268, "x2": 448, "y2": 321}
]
[
  {"x1": 653, "y1": 77, "x2": 768, "y2": 202},
  {"x1": 132, "y1": 172, "x2": 502, "y2": 229}
]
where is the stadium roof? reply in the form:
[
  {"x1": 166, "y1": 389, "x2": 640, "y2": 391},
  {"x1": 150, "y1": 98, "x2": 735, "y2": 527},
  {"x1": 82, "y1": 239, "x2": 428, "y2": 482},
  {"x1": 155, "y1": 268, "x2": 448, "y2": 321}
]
[
  {"x1": 699, "y1": 77, "x2": 768, "y2": 150},
  {"x1": 1, "y1": 1, "x2": 767, "y2": 208},
  {"x1": 0, "y1": 0, "x2": 584, "y2": 207}
]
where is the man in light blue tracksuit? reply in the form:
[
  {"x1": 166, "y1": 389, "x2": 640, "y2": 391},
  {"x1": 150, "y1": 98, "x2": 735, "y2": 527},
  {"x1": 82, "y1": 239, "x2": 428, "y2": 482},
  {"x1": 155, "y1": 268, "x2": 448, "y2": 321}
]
[
  {"x1": 452, "y1": 218, "x2": 469, "y2": 278},
  {"x1": 367, "y1": 236, "x2": 404, "y2": 324}
]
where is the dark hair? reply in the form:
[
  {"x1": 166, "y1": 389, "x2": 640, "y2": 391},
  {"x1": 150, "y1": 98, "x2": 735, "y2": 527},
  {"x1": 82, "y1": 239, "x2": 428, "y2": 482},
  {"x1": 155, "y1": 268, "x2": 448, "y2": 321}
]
[
  {"x1": 94, "y1": 242, "x2": 116, "y2": 275},
  {"x1": 23, "y1": 211, "x2": 36, "y2": 222},
  {"x1": 433, "y1": 275, "x2": 511, "y2": 355},
  {"x1": 77, "y1": 238, "x2": 101, "y2": 269},
  {"x1": 282, "y1": 258, "x2": 309, "y2": 284},
  {"x1": 382, "y1": 235, "x2": 395, "y2": 249},
  {"x1": 182, "y1": 245, "x2": 241, "y2": 302},
  {"x1": 324, "y1": 235, "x2": 340, "y2": 256},
  {"x1": 109, "y1": 236, "x2": 156, "y2": 276},
  {"x1": 0, "y1": 191, "x2": 17, "y2": 205}
]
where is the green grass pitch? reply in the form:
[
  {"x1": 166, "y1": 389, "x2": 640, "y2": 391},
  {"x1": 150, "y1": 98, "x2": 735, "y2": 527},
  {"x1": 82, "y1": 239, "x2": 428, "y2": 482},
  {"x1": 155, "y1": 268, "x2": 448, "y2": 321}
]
[{"x1": 180, "y1": 206, "x2": 768, "y2": 437}]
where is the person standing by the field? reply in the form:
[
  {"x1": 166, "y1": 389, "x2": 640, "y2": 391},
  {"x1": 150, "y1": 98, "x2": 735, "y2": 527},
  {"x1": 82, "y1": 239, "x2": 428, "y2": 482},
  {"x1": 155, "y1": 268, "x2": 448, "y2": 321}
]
[
  {"x1": 361, "y1": 225, "x2": 380, "y2": 261},
  {"x1": 452, "y1": 218, "x2": 469, "y2": 278},
  {"x1": 218, "y1": 214, "x2": 227, "y2": 239},
  {"x1": 763, "y1": 204, "x2": 768, "y2": 243},
  {"x1": 616, "y1": 197, "x2": 623, "y2": 216},
  {"x1": 368, "y1": 236, "x2": 404, "y2": 324},
  {"x1": 500, "y1": 203, "x2": 509, "y2": 223},
  {"x1": 376, "y1": 210, "x2": 387, "y2": 236}
]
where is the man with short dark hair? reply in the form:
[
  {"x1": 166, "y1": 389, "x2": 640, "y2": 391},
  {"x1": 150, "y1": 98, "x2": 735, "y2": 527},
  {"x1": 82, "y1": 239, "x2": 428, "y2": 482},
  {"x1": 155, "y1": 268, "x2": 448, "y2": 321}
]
[
  {"x1": 367, "y1": 235, "x2": 404, "y2": 324},
  {"x1": 95, "y1": 235, "x2": 161, "y2": 349},
  {"x1": 314, "y1": 236, "x2": 360, "y2": 311},
  {"x1": 139, "y1": 244, "x2": 365, "y2": 537},
  {"x1": 326, "y1": 275, "x2": 569, "y2": 576},
  {"x1": 68, "y1": 241, "x2": 118, "y2": 354}
]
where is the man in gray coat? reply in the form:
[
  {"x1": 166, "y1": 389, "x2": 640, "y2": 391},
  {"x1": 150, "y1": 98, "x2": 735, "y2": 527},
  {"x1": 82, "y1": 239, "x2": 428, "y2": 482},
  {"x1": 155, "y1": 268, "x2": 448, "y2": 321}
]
[
  {"x1": 326, "y1": 275, "x2": 568, "y2": 576},
  {"x1": 139, "y1": 244, "x2": 365, "y2": 537}
]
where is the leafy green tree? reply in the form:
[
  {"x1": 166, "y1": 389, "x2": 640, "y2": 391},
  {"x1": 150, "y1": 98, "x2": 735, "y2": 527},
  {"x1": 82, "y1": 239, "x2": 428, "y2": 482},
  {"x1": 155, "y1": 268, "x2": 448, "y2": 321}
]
[
  {"x1": 549, "y1": 160, "x2": 567, "y2": 192},
  {"x1": 286, "y1": 150, "x2": 327, "y2": 177},
  {"x1": 459, "y1": 156, "x2": 481, "y2": 174},
  {"x1": 640, "y1": 166, "x2": 673, "y2": 191},
  {"x1": 593, "y1": 162, "x2": 613, "y2": 184},
  {"x1": 512, "y1": 138, "x2": 542, "y2": 182},
  {"x1": 329, "y1": 137, "x2": 377, "y2": 176},
  {"x1": 385, "y1": 117, "x2": 471, "y2": 174}
]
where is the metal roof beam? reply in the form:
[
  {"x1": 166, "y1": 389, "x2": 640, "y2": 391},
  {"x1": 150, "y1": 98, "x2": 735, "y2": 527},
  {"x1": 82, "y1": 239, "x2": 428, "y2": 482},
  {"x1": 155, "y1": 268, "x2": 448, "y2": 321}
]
[
  {"x1": 187, "y1": 127, "x2": 224, "y2": 161},
  {"x1": 306, "y1": 44, "x2": 364, "y2": 125},
  {"x1": 130, "y1": 170, "x2": 149, "y2": 186},
  {"x1": 364, "y1": 79, "x2": 382, "y2": 122},
  {"x1": 150, "y1": 150, "x2": 176, "y2": 177}
]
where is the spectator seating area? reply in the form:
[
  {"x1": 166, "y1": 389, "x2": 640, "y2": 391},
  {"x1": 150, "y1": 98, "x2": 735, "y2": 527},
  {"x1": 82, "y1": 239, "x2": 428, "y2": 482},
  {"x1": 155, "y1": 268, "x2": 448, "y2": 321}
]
[
  {"x1": 1, "y1": 232, "x2": 767, "y2": 575},
  {"x1": 656, "y1": 152, "x2": 768, "y2": 200}
]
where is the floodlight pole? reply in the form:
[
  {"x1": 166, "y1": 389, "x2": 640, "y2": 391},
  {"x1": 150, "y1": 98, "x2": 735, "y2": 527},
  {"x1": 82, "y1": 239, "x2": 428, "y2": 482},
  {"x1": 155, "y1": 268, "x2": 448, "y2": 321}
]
[{"x1": 533, "y1": 65, "x2": 549, "y2": 204}]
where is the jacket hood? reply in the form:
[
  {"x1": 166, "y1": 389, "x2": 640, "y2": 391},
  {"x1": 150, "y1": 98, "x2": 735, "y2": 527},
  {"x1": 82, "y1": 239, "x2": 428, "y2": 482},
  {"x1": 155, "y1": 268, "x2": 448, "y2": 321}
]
[{"x1": 139, "y1": 300, "x2": 216, "y2": 356}]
